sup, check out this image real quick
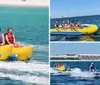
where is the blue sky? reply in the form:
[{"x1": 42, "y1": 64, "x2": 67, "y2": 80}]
[
  {"x1": 50, "y1": 43, "x2": 100, "y2": 54},
  {"x1": 51, "y1": 0, "x2": 100, "y2": 18}
]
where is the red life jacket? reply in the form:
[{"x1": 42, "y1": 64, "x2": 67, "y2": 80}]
[{"x1": 6, "y1": 32, "x2": 14, "y2": 44}]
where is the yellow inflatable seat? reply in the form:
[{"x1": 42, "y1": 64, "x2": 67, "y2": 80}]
[
  {"x1": 58, "y1": 65, "x2": 71, "y2": 71},
  {"x1": 0, "y1": 45, "x2": 13, "y2": 60},
  {"x1": 12, "y1": 45, "x2": 33, "y2": 61},
  {"x1": 58, "y1": 65, "x2": 65, "y2": 71}
]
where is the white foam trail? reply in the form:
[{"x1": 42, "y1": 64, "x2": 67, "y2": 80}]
[
  {"x1": 50, "y1": 68, "x2": 70, "y2": 75},
  {"x1": 17, "y1": 42, "x2": 48, "y2": 52},
  {"x1": 83, "y1": 24, "x2": 92, "y2": 26},
  {"x1": 0, "y1": 73, "x2": 49, "y2": 85},
  {"x1": 34, "y1": 53, "x2": 47, "y2": 57},
  {"x1": 50, "y1": 68, "x2": 59, "y2": 74},
  {"x1": 50, "y1": 67, "x2": 96, "y2": 78},
  {"x1": 32, "y1": 45, "x2": 48, "y2": 52},
  {"x1": 70, "y1": 68, "x2": 94, "y2": 78},
  {"x1": 0, "y1": 61, "x2": 49, "y2": 75}
]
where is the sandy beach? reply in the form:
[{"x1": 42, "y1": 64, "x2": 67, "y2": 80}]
[{"x1": 0, "y1": 0, "x2": 49, "y2": 7}]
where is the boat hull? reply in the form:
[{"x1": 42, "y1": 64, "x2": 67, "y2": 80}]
[
  {"x1": 0, "y1": 45, "x2": 13, "y2": 60},
  {"x1": 12, "y1": 45, "x2": 33, "y2": 61}
]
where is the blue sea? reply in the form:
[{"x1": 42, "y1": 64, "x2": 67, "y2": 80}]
[
  {"x1": 50, "y1": 15, "x2": 100, "y2": 41},
  {"x1": 50, "y1": 61, "x2": 100, "y2": 85},
  {"x1": 0, "y1": 6, "x2": 49, "y2": 85}
]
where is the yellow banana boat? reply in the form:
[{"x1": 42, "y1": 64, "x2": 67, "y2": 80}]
[
  {"x1": 58, "y1": 65, "x2": 71, "y2": 71},
  {"x1": 58, "y1": 65, "x2": 65, "y2": 71},
  {"x1": 12, "y1": 45, "x2": 33, "y2": 61},
  {"x1": 50, "y1": 25, "x2": 98, "y2": 35},
  {"x1": 0, "y1": 45, "x2": 13, "y2": 61},
  {"x1": 78, "y1": 25, "x2": 98, "y2": 34}
]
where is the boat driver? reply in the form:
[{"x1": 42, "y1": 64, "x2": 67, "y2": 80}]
[{"x1": 89, "y1": 63, "x2": 97, "y2": 72}]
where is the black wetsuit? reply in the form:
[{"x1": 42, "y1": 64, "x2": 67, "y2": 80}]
[{"x1": 90, "y1": 64, "x2": 96, "y2": 72}]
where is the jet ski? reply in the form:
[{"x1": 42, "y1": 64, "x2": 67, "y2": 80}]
[{"x1": 90, "y1": 72, "x2": 100, "y2": 76}]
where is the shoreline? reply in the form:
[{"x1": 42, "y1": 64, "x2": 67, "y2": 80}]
[
  {"x1": 0, "y1": 5, "x2": 48, "y2": 8},
  {"x1": 0, "y1": 4, "x2": 48, "y2": 7},
  {"x1": 0, "y1": 1, "x2": 49, "y2": 7}
]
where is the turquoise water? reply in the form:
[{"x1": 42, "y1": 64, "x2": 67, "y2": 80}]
[
  {"x1": 0, "y1": 6, "x2": 48, "y2": 45},
  {"x1": 0, "y1": 6, "x2": 49, "y2": 85}
]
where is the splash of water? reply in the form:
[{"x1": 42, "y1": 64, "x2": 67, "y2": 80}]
[
  {"x1": 70, "y1": 68, "x2": 94, "y2": 78},
  {"x1": 17, "y1": 41, "x2": 48, "y2": 52},
  {"x1": 0, "y1": 61, "x2": 49, "y2": 75},
  {"x1": 0, "y1": 72, "x2": 49, "y2": 85},
  {"x1": 50, "y1": 67, "x2": 97, "y2": 78}
]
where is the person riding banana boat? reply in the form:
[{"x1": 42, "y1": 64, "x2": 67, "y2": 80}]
[
  {"x1": 61, "y1": 21, "x2": 66, "y2": 31},
  {"x1": 54, "y1": 63, "x2": 62, "y2": 68},
  {"x1": 70, "y1": 21, "x2": 78, "y2": 32},
  {"x1": 54, "y1": 21, "x2": 67, "y2": 31},
  {"x1": 54, "y1": 21, "x2": 60, "y2": 31},
  {"x1": 5, "y1": 28, "x2": 21, "y2": 47},
  {"x1": 0, "y1": 27, "x2": 33, "y2": 61},
  {"x1": 0, "y1": 28, "x2": 5, "y2": 46},
  {"x1": 89, "y1": 63, "x2": 97, "y2": 72},
  {"x1": 65, "y1": 20, "x2": 70, "y2": 29},
  {"x1": 54, "y1": 21, "x2": 80, "y2": 32},
  {"x1": 54, "y1": 63, "x2": 71, "y2": 71},
  {"x1": 76, "y1": 21, "x2": 83, "y2": 28}
]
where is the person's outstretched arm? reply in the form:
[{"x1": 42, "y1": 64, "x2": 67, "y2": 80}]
[{"x1": 13, "y1": 35, "x2": 16, "y2": 44}]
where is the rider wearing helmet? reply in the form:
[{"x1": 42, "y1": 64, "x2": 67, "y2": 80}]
[{"x1": 89, "y1": 63, "x2": 96, "y2": 72}]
